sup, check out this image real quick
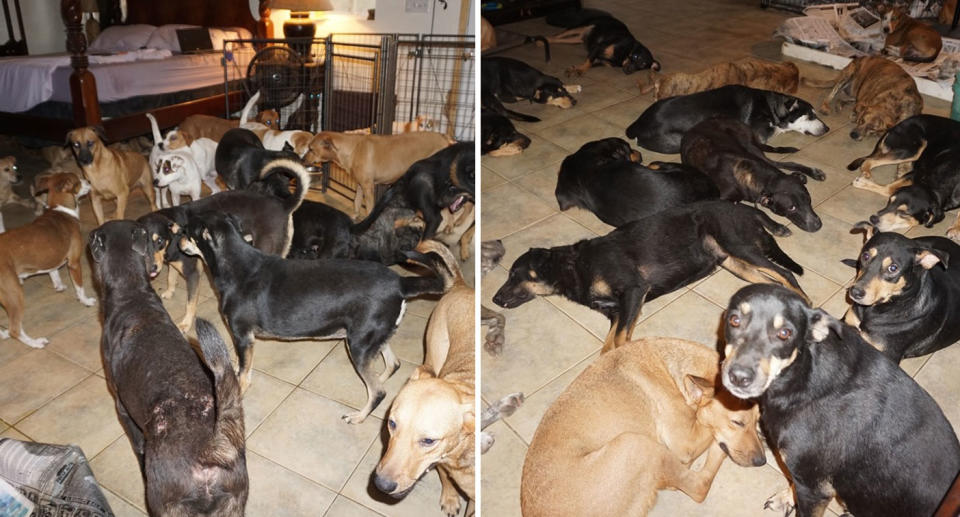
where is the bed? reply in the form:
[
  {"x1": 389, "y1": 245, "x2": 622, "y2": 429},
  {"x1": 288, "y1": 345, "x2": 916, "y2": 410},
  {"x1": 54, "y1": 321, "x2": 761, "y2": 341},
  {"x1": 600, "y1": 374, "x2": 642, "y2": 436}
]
[{"x1": 0, "y1": 0, "x2": 270, "y2": 142}]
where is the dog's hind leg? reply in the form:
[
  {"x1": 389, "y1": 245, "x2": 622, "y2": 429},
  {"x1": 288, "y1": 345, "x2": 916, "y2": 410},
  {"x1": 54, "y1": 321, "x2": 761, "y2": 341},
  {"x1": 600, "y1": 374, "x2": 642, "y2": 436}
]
[
  {"x1": 0, "y1": 279, "x2": 48, "y2": 348},
  {"x1": 353, "y1": 185, "x2": 365, "y2": 219},
  {"x1": 177, "y1": 260, "x2": 202, "y2": 333},
  {"x1": 605, "y1": 286, "x2": 648, "y2": 353},
  {"x1": 343, "y1": 336, "x2": 386, "y2": 424},
  {"x1": 721, "y1": 253, "x2": 807, "y2": 302},
  {"x1": 378, "y1": 343, "x2": 401, "y2": 383},
  {"x1": 229, "y1": 327, "x2": 256, "y2": 393},
  {"x1": 114, "y1": 399, "x2": 146, "y2": 474},
  {"x1": 48, "y1": 269, "x2": 66, "y2": 292},
  {"x1": 852, "y1": 175, "x2": 912, "y2": 196},
  {"x1": 67, "y1": 245, "x2": 95, "y2": 306}
]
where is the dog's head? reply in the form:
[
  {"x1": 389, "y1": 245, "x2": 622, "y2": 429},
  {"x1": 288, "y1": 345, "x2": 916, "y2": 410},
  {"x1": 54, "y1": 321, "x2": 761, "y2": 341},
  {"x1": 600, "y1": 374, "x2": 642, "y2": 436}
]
[
  {"x1": 492, "y1": 248, "x2": 557, "y2": 308},
  {"x1": 88, "y1": 220, "x2": 157, "y2": 282},
  {"x1": 481, "y1": 112, "x2": 531, "y2": 157},
  {"x1": 533, "y1": 79, "x2": 577, "y2": 109},
  {"x1": 881, "y1": 6, "x2": 907, "y2": 34},
  {"x1": 851, "y1": 109, "x2": 895, "y2": 141},
  {"x1": 622, "y1": 42, "x2": 660, "y2": 74},
  {"x1": 162, "y1": 128, "x2": 194, "y2": 151},
  {"x1": 774, "y1": 96, "x2": 829, "y2": 137},
  {"x1": 842, "y1": 223, "x2": 947, "y2": 306},
  {"x1": 256, "y1": 109, "x2": 281, "y2": 129},
  {"x1": 303, "y1": 132, "x2": 341, "y2": 165},
  {"x1": 682, "y1": 374, "x2": 766, "y2": 467},
  {"x1": 374, "y1": 367, "x2": 474, "y2": 498},
  {"x1": 759, "y1": 174, "x2": 822, "y2": 232},
  {"x1": 573, "y1": 137, "x2": 642, "y2": 166},
  {"x1": 0, "y1": 156, "x2": 19, "y2": 184},
  {"x1": 34, "y1": 172, "x2": 90, "y2": 211},
  {"x1": 179, "y1": 212, "x2": 252, "y2": 270},
  {"x1": 66, "y1": 126, "x2": 106, "y2": 166},
  {"x1": 721, "y1": 284, "x2": 842, "y2": 399},
  {"x1": 440, "y1": 142, "x2": 475, "y2": 212},
  {"x1": 869, "y1": 185, "x2": 942, "y2": 232},
  {"x1": 153, "y1": 158, "x2": 183, "y2": 188},
  {"x1": 138, "y1": 212, "x2": 180, "y2": 267}
]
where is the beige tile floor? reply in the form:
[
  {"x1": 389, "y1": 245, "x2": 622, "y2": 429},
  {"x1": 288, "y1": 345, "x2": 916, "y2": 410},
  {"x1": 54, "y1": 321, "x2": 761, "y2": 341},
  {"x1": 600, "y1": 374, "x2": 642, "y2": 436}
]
[
  {"x1": 0, "y1": 184, "x2": 473, "y2": 516},
  {"x1": 480, "y1": 1, "x2": 960, "y2": 516}
]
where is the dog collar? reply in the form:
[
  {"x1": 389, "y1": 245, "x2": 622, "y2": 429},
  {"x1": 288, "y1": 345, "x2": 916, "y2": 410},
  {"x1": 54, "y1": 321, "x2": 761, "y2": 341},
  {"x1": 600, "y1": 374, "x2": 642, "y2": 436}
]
[{"x1": 53, "y1": 205, "x2": 80, "y2": 220}]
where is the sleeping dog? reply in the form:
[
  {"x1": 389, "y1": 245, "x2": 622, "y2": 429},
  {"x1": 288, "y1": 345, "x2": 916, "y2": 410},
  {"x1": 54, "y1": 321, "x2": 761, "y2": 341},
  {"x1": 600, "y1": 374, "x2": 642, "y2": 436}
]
[
  {"x1": 179, "y1": 212, "x2": 450, "y2": 423},
  {"x1": 493, "y1": 200, "x2": 806, "y2": 352},
  {"x1": 214, "y1": 128, "x2": 301, "y2": 190},
  {"x1": 847, "y1": 115, "x2": 960, "y2": 179},
  {"x1": 89, "y1": 220, "x2": 247, "y2": 516},
  {"x1": 626, "y1": 85, "x2": 829, "y2": 154},
  {"x1": 544, "y1": 8, "x2": 660, "y2": 76},
  {"x1": 482, "y1": 57, "x2": 579, "y2": 122},
  {"x1": 481, "y1": 111, "x2": 531, "y2": 156},
  {"x1": 721, "y1": 284, "x2": 960, "y2": 517}
]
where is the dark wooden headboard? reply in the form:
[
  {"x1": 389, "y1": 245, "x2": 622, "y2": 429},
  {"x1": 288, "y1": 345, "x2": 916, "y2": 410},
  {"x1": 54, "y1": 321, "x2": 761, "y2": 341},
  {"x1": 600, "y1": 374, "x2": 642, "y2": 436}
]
[{"x1": 98, "y1": 0, "x2": 265, "y2": 36}]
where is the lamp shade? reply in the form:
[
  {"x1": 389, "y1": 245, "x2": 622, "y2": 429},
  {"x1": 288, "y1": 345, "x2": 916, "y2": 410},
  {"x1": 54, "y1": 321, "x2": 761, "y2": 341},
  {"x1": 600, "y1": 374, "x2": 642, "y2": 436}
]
[{"x1": 271, "y1": 0, "x2": 334, "y2": 11}]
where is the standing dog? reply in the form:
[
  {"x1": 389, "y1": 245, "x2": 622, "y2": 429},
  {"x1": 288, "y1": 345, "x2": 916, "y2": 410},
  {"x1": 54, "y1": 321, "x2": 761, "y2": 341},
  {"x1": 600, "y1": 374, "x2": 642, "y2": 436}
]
[
  {"x1": 214, "y1": 128, "x2": 301, "y2": 191},
  {"x1": 881, "y1": 5, "x2": 942, "y2": 62},
  {"x1": 89, "y1": 220, "x2": 248, "y2": 516},
  {"x1": 721, "y1": 284, "x2": 960, "y2": 517},
  {"x1": 544, "y1": 8, "x2": 660, "y2": 76},
  {"x1": 147, "y1": 113, "x2": 220, "y2": 197},
  {"x1": 0, "y1": 173, "x2": 95, "y2": 348},
  {"x1": 152, "y1": 156, "x2": 206, "y2": 208},
  {"x1": 0, "y1": 156, "x2": 38, "y2": 233},
  {"x1": 522, "y1": 337, "x2": 765, "y2": 517},
  {"x1": 67, "y1": 126, "x2": 156, "y2": 223},
  {"x1": 375, "y1": 241, "x2": 475, "y2": 517},
  {"x1": 642, "y1": 58, "x2": 799, "y2": 100}
]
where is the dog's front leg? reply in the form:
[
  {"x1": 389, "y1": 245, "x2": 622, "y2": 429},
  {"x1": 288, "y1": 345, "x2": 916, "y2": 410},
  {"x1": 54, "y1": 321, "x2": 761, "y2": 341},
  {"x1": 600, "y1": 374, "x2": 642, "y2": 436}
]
[
  {"x1": 671, "y1": 440, "x2": 726, "y2": 503},
  {"x1": 793, "y1": 482, "x2": 831, "y2": 517},
  {"x1": 437, "y1": 466, "x2": 463, "y2": 517},
  {"x1": 90, "y1": 193, "x2": 106, "y2": 225},
  {"x1": 114, "y1": 191, "x2": 129, "y2": 221}
]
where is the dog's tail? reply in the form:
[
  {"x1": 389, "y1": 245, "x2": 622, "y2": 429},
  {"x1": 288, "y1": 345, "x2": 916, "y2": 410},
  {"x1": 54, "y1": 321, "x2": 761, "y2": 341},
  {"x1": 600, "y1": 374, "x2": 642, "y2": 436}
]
[
  {"x1": 350, "y1": 184, "x2": 399, "y2": 234},
  {"x1": 145, "y1": 113, "x2": 163, "y2": 146},
  {"x1": 259, "y1": 158, "x2": 310, "y2": 214},
  {"x1": 398, "y1": 241, "x2": 456, "y2": 298},
  {"x1": 800, "y1": 77, "x2": 834, "y2": 88},
  {"x1": 524, "y1": 35, "x2": 551, "y2": 62},
  {"x1": 194, "y1": 318, "x2": 245, "y2": 467},
  {"x1": 239, "y1": 90, "x2": 261, "y2": 126}
]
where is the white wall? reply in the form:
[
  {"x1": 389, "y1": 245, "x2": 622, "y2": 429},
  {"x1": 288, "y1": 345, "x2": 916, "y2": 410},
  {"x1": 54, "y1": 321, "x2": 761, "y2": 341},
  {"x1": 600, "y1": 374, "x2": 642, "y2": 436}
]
[
  {"x1": 254, "y1": 0, "x2": 473, "y2": 37},
  {"x1": 0, "y1": 0, "x2": 67, "y2": 55}
]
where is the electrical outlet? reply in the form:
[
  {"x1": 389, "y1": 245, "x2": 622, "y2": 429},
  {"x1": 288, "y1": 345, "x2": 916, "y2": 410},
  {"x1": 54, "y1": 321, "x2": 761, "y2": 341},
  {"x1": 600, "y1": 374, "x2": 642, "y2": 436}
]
[{"x1": 405, "y1": 0, "x2": 428, "y2": 13}]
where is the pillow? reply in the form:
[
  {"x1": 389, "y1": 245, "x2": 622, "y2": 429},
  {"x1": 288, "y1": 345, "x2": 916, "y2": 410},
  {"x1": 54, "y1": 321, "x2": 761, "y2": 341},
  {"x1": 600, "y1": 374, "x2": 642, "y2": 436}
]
[
  {"x1": 88, "y1": 24, "x2": 156, "y2": 52},
  {"x1": 144, "y1": 24, "x2": 201, "y2": 51},
  {"x1": 209, "y1": 28, "x2": 246, "y2": 50}
]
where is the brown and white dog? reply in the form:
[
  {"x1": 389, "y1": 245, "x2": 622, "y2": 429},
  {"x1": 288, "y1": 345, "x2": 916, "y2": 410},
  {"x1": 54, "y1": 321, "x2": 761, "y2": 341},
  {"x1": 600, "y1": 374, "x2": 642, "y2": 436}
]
[
  {"x1": 642, "y1": 58, "x2": 799, "y2": 101},
  {"x1": 881, "y1": 5, "x2": 943, "y2": 63},
  {"x1": 0, "y1": 156, "x2": 39, "y2": 233},
  {"x1": 303, "y1": 131, "x2": 452, "y2": 218},
  {"x1": 176, "y1": 110, "x2": 281, "y2": 143},
  {"x1": 67, "y1": 126, "x2": 157, "y2": 224},
  {"x1": 0, "y1": 173, "x2": 95, "y2": 348},
  {"x1": 375, "y1": 241, "x2": 475, "y2": 516}
]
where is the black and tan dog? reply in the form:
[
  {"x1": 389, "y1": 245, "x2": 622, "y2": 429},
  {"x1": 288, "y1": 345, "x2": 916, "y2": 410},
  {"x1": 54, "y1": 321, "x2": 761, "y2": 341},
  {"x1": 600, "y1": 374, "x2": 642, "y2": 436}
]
[
  {"x1": 179, "y1": 212, "x2": 449, "y2": 423},
  {"x1": 555, "y1": 137, "x2": 719, "y2": 227},
  {"x1": 493, "y1": 200, "x2": 805, "y2": 352},
  {"x1": 214, "y1": 128, "x2": 301, "y2": 190},
  {"x1": 681, "y1": 117, "x2": 824, "y2": 232},
  {"x1": 481, "y1": 111, "x2": 531, "y2": 156},
  {"x1": 67, "y1": 126, "x2": 157, "y2": 224},
  {"x1": 840, "y1": 222, "x2": 960, "y2": 362},
  {"x1": 721, "y1": 284, "x2": 960, "y2": 517},
  {"x1": 481, "y1": 57, "x2": 579, "y2": 123},
  {"x1": 847, "y1": 115, "x2": 960, "y2": 179},
  {"x1": 626, "y1": 85, "x2": 828, "y2": 154},
  {"x1": 544, "y1": 8, "x2": 660, "y2": 76},
  {"x1": 89, "y1": 220, "x2": 247, "y2": 516}
]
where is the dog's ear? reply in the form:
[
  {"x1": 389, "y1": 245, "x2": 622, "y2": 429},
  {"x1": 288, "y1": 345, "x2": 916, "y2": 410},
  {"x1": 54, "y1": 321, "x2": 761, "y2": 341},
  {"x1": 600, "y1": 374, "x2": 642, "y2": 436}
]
[
  {"x1": 841, "y1": 258, "x2": 859, "y2": 268},
  {"x1": 804, "y1": 307, "x2": 841, "y2": 343},
  {"x1": 914, "y1": 247, "x2": 949, "y2": 270},
  {"x1": 852, "y1": 220, "x2": 876, "y2": 241},
  {"x1": 282, "y1": 141, "x2": 295, "y2": 153},
  {"x1": 88, "y1": 229, "x2": 106, "y2": 263},
  {"x1": 179, "y1": 128, "x2": 195, "y2": 147},
  {"x1": 682, "y1": 375, "x2": 715, "y2": 408},
  {"x1": 131, "y1": 226, "x2": 150, "y2": 257},
  {"x1": 64, "y1": 130, "x2": 75, "y2": 147},
  {"x1": 791, "y1": 171, "x2": 808, "y2": 184},
  {"x1": 92, "y1": 125, "x2": 107, "y2": 143},
  {"x1": 758, "y1": 193, "x2": 772, "y2": 207},
  {"x1": 34, "y1": 175, "x2": 52, "y2": 195},
  {"x1": 409, "y1": 365, "x2": 435, "y2": 381}
]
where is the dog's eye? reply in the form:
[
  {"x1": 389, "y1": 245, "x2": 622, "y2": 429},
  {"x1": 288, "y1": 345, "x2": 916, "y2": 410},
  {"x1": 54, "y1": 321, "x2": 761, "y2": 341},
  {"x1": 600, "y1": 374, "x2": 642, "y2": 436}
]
[
  {"x1": 419, "y1": 438, "x2": 436, "y2": 447},
  {"x1": 728, "y1": 314, "x2": 741, "y2": 327},
  {"x1": 388, "y1": 419, "x2": 396, "y2": 431},
  {"x1": 788, "y1": 205, "x2": 797, "y2": 213},
  {"x1": 887, "y1": 263, "x2": 899, "y2": 274},
  {"x1": 777, "y1": 328, "x2": 793, "y2": 340},
  {"x1": 731, "y1": 419, "x2": 745, "y2": 428},
  {"x1": 861, "y1": 251, "x2": 871, "y2": 263},
  {"x1": 73, "y1": 142, "x2": 80, "y2": 147}
]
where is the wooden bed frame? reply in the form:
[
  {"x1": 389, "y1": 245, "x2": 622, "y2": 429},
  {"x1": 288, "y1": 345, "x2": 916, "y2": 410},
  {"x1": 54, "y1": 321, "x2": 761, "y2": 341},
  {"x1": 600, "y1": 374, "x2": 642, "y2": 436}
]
[{"x1": 0, "y1": 0, "x2": 271, "y2": 142}]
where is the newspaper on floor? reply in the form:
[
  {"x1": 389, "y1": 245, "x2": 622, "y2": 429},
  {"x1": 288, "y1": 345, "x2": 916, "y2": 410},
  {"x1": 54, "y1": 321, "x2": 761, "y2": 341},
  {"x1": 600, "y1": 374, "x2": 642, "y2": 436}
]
[
  {"x1": 0, "y1": 478, "x2": 34, "y2": 517},
  {"x1": 774, "y1": 16, "x2": 864, "y2": 57},
  {"x1": 0, "y1": 438, "x2": 114, "y2": 517}
]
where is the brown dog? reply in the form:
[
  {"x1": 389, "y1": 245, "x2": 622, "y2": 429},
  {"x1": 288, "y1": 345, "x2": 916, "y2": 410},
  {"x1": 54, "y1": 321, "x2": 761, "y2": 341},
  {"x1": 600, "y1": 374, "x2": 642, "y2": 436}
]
[
  {"x1": 0, "y1": 173, "x2": 95, "y2": 348},
  {"x1": 177, "y1": 110, "x2": 281, "y2": 143},
  {"x1": 881, "y1": 5, "x2": 943, "y2": 63},
  {"x1": 375, "y1": 241, "x2": 475, "y2": 516},
  {"x1": 521, "y1": 337, "x2": 765, "y2": 517},
  {"x1": 66, "y1": 127, "x2": 156, "y2": 223},
  {"x1": 303, "y1": 131, "x2": 452, "y2": 218},
  {"x1": 0, "y1": 156, "x2": 39, "y2": 233},
  {"x1": 643, "y1": 58, "x2": 799, "y2": 100},
  {"x1": 818, "y1": 56, "x2": 922, "y2": 141}
]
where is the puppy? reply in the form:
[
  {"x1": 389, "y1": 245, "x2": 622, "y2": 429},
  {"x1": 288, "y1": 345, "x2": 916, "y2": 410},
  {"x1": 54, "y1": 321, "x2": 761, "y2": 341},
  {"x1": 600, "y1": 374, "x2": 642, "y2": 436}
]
[
  {"x1": 643, "y1": 58, "x2": 799, "y2": 100},
  {"x1": 178, "y1": 212, "x2": 448, "y2": 422},
  {"x1": 214, "y1": 128, "x2": 301, "y2": 190},
  {"x1": 481, "y1": 57, "x2": 580, "y2": 123},
  {"x1": 626, "y1": 85, "x2": 829, "y2": 154},
  {"x1": 544, "y1": 8, "x2": 660, "y2": 76},
  {"x1": 302, "y1": 131, "x2": 452, "y2": 218},
  {"x1": 818, "y1": 55, "x2": 922, "y2": 140},
  {"x1": 522, "y1": 337, "x2": 764, "y2": 517},
  {"x1": 681, "y1": 117, "x2": 824, "y2": 232},
  {"x1": 375, "y1": 241, "x2": 475, "y2": 516},
  {"x1": 481, "y1": 111, "x2": 531, "y2": 156},
  {"x1": 880, "y1": 5, "x2": 942, "y2": 62},
  {"x1": 147, "y1": 113, "x2": 220, "y2": 196},
  {"x1": 0, "y1": 173, "x2": 95, "y2": 348},
  {"x1": 555, "y1": 137, "x2": 719, "y2": 227},
  {"x1": 721, "y1": 284, "x2": 960, "y2": 517},
  {"x1": 66, "y1": 126, "x2": 156, "y2": 224},
  {"x1": 0, "y1": 156, "x2": 38, "y2": 233},
  {"x1": 89, "y1": 221, "x2": 247, "y2": 516},
  {"x1": 493, "y1": 200, "x2": 805, "y2": 352}
]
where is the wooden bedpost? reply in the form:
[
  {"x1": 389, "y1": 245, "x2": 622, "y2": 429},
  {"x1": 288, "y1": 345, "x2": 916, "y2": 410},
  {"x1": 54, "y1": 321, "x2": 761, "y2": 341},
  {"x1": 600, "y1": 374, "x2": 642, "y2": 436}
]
[
  {"x1": 62, "y1": 0, "x2": 101, "y2": 132},
  {"x1": 258, "y1": 0, "x2": 273, "y2": 38}
]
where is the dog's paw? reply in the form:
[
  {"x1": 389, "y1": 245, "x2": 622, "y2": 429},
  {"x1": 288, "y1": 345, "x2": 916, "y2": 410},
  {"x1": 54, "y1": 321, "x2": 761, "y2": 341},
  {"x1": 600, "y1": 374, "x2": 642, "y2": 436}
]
[
  {"x1": 78, "y1": 294, "x2": 96, "y2": 307},
  {"x1": 484, "y1": 329, "x2": 504, "y2": 355},
  {"x1": 0, "y1": 328, "x2": 9, "y2": 340},
  {"x1": 809, "y1": 168, "x2": 826, "y2": 181},
  {"x1": 160, "y1": 289, "x2": 175, "y2": 300},
  {"x1": 342, "y1": 411, "x2": 368, "y2": 425},
  {"x1": 763, "y1": 487, "x2": 795, "y2": 516},
  {"x1": 480, "y1": 431, "x2": 495, "y2": 454},
  {"x1": 440, "y1": 495, "x2": 462, "y2": 517},
  {"x1": 851, "y1": 175, "x2": 874, "y2": 189},
  {"x1": 946, "y1": 225, "x2": 960, "y2": 243},
  {"x1": 53, "y1": 284, "x2": 66, "y2": 292},
  {"x1": 22, "y1": 336, "x2": 49, "y2": 349},
  {"x1": 564, "y1": 66, "x2": 584, "y2": 78},
  {"x1": 177, "y1": 319, "x2": 193, "y2": 334}
]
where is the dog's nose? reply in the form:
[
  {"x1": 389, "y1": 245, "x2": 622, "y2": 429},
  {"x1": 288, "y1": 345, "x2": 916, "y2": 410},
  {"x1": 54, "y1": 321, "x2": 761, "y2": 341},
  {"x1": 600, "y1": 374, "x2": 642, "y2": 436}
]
[
  {"x1": 153, "y1": 179, "x2": 159, "y2": 186},
  {"x1": 752, "y1": 454, "x2": 767, "y2": 466},
  {"x1": 869, "y1": 214, "x2": 880, "y2": 224},
  {"x1": 849, "y1": 129, "x2": 861, "y2": 140},
  {"x1": 373, "y1": 473, "x2": 397, "y2": 494},
  {"x1": 727, "y1": 365, "x2": 755, "y2": 388},
  {"x1": 158, "y1": 143, "x2": 164, "y2": 151},
  {"x1": 849, "y1": 286, "x2": 865, "y2": 301}
]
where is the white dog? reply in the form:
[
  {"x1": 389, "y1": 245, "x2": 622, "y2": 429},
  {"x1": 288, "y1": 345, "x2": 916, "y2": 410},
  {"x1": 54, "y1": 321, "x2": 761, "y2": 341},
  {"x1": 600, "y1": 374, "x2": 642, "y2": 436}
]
[
  {"x1": 152, "y1": 154, "x2": 204, "y2": 207},
  {"x1": 240, "y1": 91, "x2": 313, "y2": 157},
  {"x1": 146, "y1": 113, "x2": 220, "y2": 206}
]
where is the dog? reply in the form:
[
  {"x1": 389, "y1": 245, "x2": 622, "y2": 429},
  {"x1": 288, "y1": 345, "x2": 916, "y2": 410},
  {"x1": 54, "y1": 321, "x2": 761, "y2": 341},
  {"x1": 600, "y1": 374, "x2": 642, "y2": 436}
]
[
  {"x1": 0, "y1": 173, "x2": 95, "y2": 348},
  {"x1": 152, "y1": 156, "x2": 207, "y2": 208},
  {"x1": 481, "y1": 111, "x2": 531, "y2": 156},
  {"x1": 481, "y1": 240, "x2": 506, "y2": 355},
  {"x1": 880, "y1": 4, "x2": 942, "y2": 62},
  {"x1": 555, "y1": 137, "x2": 719, "y2": 227},
  {"x1": 178, "y1": 211, "x2": 449, "y2": 422},
  {"x1": 344, "y1": 115, "x2": 438, "y2": 136},
  {"x1": 214, "y1": 128, "x2": 301, "y2": 190},
  {"x1": 177, "y1": 93, "x2": 281, "y2": 144},
  {"x1": 681, "y1": 117, "x2": 825, "y2": 232},
  {"x1": 846, "y1": 114, "x2": 960, "y2": 179},
  {"x1": 626, "y1": 85, "x2": 829, "y2": 154},
  {"x1": 481, "y1": 16, "x2": 496, "y2": 51},
  {"x1": 0, "y1": 156, "x2": 39, "y2": 233},
  {"x1": 817, "y1": 55, "x2": 922, "y2": 141},
  {"x1": 67, "y1": 126, "x2": 156, "y2": 223},
  {"x1": 493, "y1": 200, "x2": 806, "y2": 352},
  {"x1": 839, "y1": 222, "x2": 960, "y2": 362},
  {"x1": 238, "y1": 91, "x2": 315, "y2": 156},
  {"x1": 89, "y1": 221, "x2": 247, "y2": 516},
  {"x1": 481, "y1": 57, "x2": 580, "y2": 123},
  {"x1": 374, "y1": 241, "x2": 475, "y2": 516},
  {"x1": 147, "y1": 113, "x2": 220, "y2": 197},
  {"x1": 522, "y1": 337, "x2": 764, "y2": 517},
  {"x1": 721, "y1": 284, "x2": 960, "y2": 517},
  {"x1": 137, "y1": 159, "x2": 309, "y2": 332},
  {"x1": 642, "y1": 57, "x2": 799, "y2": 101},
  {"x1": 544, "y1": 8, "x2": 660, "y2": 76}
]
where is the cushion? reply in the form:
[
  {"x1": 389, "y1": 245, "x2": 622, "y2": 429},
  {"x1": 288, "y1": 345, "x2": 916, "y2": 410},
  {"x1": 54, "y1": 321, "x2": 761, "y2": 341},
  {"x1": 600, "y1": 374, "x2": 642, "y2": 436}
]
[
  {"x1": 88, "y1": 24, "x2": 156, "y2": 52},
  {"x1": 143, "y1": 24, "x2": 201, "y2": 51}
]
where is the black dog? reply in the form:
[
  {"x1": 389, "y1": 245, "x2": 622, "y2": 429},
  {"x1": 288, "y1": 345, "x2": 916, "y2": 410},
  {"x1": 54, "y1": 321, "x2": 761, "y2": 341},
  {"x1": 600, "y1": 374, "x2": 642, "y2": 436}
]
[
  {"x1": 721, "y1": 284, "x2": 960, "y2": 517},
  {"x1": 847, "y1": 114, "x2": 960, "y2": 177},
  {"x1": 89, "y1": 220, "x2": 248, "y2": 516},
  {"x1": 215, "y1": 128, "x2": 301, "y2": 190},
  {"x1": 555, "y1": 137, "x2": 719, "y2": 227},
  {"x1": 840, "y1": 222, "x2": 960, "y2": 361},
  {"x1": 626, "y1": 85, "x2": 829, "y2": 154},
  {"x1": 681, "y1": 117, "x2": 824, "y2": 232},
  {"x1": 544, "y1": 8, "x2": 659, "y2": 76},
  {"x1": 137, "y1": 158, "x2": 308, "y2": 331},
  {"x1": 482, "y1": 57, "x2": 578, "y2": 123},
  {"x1": 492, "y1": 200, "x2": 805, "y2": 352},
  {"x1": 179, "y1": 212, "x2": 452, "y2": 423},
  {"x1": 481, "y1": 110, "x2": 532, "y2": 156}
]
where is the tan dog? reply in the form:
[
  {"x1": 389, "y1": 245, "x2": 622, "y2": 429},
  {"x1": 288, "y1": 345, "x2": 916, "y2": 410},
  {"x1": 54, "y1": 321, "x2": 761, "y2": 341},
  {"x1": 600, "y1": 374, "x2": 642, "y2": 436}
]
[
  {"x1": 0, "y1": 156, "x2": 39, "y2": 233},
  {"x1": 881, "y1": 5, "x2": 942, "y2": 63},
  {"x1": 481, "y1": 17, "x2": 496, "y2": 51},
  {"x1": 521, "y1": 337, "x2": 765, "y2": 517},
  {"x1": 642, "y1": 58, "x2": 799, "y2": 100},
  {"x1": 303, "y1": 131, "x2": 452, "y2": 218},
  {"x1": 67, "y1": 127, "x2": 156, "y2": 223},
  {"x1": 177, "y1": 110, "x2": 281, "y2": 143},
  {"x1": 0, "y1": 173, "x2": 96, "y2": 348},
  {"x1": 817, "y1": 56, "x2": 922, "y2": 141},
  {"x1": 375, "y1": 241, "x2": 475, "y2": 516}
]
